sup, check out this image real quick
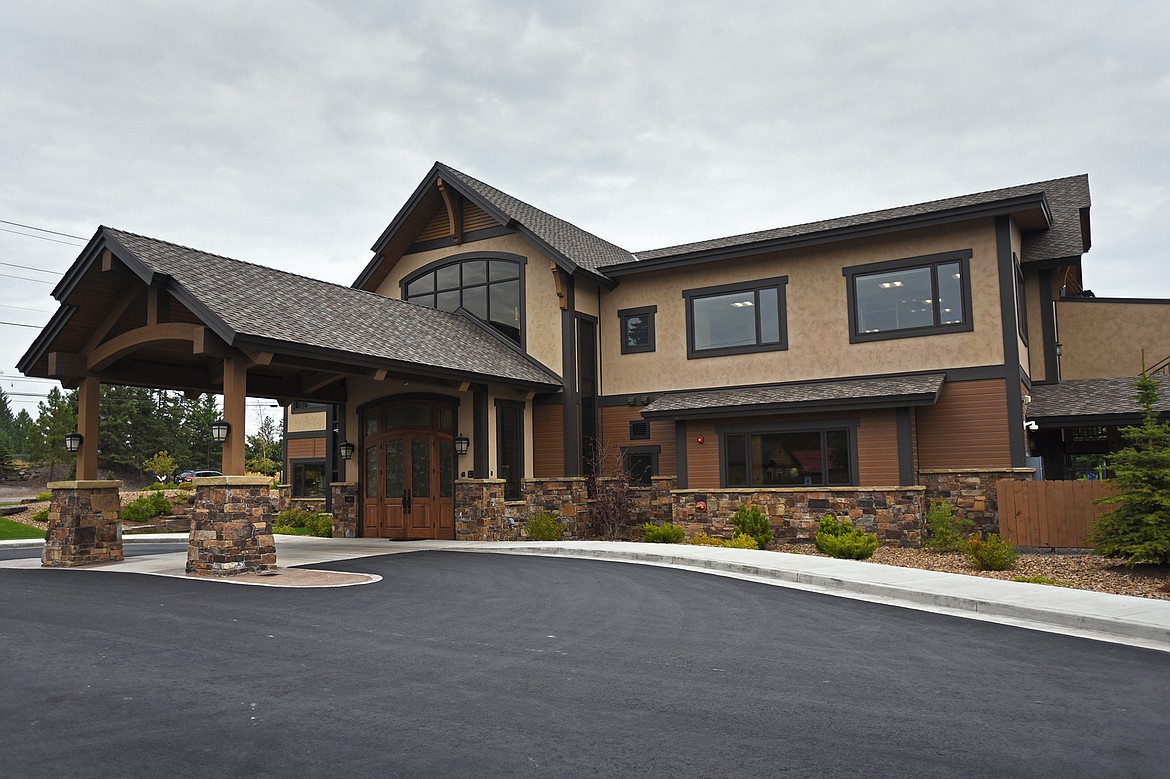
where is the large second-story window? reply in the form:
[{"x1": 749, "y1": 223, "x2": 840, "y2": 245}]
[
  {"x1": 682, "y1": 276, "x2": 788, "y2": 359},
  {"x1": 844, "y1": 249, "x2": 973, "y2": 343},
  {"x1": 402, "y1": 253, "x2": 524, "y2": 344}
]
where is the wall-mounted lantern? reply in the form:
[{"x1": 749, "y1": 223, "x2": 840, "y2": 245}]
[
  {"x1": 454, "y1": 434, "x2": 470, "y2": 456},
  {"x1": 339, "y1": 441, "x2": 355, "y2": 460},
  {"x1": 210, "y1": 419, "x2": 231, "y2": 443},
  {"x1": 64, "y1": 432, "x2": 83, "y2": 453}
]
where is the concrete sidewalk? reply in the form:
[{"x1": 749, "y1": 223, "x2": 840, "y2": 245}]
[{"x1": 3, "y1": 535, "x2": 1169, "y2": 652}]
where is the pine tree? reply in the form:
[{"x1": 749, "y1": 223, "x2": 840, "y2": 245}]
[{"x1": 1089, "y1": 373, "x2": 1170, "y2": 565}]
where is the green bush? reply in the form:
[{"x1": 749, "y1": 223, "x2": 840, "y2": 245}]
[
  {"x1": 923, "y1": 499, "x2": 974, "y2": 552},
  {"x1": 121, "y1": 492, "x2": 173, "y2": 522},
  {"x1": 814, "y1": 514, "x2": 879, "y2": 560},
  {"x1": 525, "y1": 512, "x2": 565, "y2": 541},
  {"x1": 723, "y1": 533, "x2": 760, "y2": 549},
  {"x1": 31, "y1": 508, "x2": 49, "y2": 523},
  {"x1": 642, "y1": 522, "x2": 686, "y2": 543},
  {"x1": 175, "y1": 481, "x2": 195, "y2": 491},
  {"x1": 35, "y1": 491, "x2": 51, "y2": 502},
  {"x1": 966, "y1": 533, "x2": 1019, "y2": 571},
  {"x1": 272, "y1": 508, "x2": 332, "y2": 537},
  {"x1": 688, "y1": 531, "x2": 725, "y2": 547},
  {"x1": 731, "y1": 504, "x2": 773, "y2": 550}
]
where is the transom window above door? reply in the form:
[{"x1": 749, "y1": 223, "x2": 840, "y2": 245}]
[{"x1": 401, "y1": 252, "x2": 525, "y2": 344}]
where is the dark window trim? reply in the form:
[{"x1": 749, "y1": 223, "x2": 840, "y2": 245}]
[
  {"x1": 715, "y1": 418, "x2": 859, "y2": 488},
  {"x1": 843, "y1": 249, "x2": 974, "y2": 344},
  {"x1": 618, "y1": 305, "x2": 657, "y2": 354},
  {"x1": 289, "y1": 457, "x2": 327, "y2": 498},
  {"x1": 621, "y1": 444, "x2": 660, "y2": 485},
  {"x1": 494, "y1": 398, "x2": 525, "y2": 500},
  {"x1": 628, "y1": 419, "x2": 651, "y2": 440},
  {"x1": 682, "y1": 276, "x2": 789, "y2": 359},
  {"x1": 399, "y1": 251, "x2": 527, "y2": 349},
  {"x1": 1014, "y1": 254, "x2": 1029, "y2": 347}
]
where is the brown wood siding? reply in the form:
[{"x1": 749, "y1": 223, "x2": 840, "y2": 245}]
[
  {"x1": 462, "y1": 201, "x2": 498, "y2": 233},
  {"x1": 855, "y1": 409, "x2": 901, "y2": 486},
  {"x1": 416, "y1": 208, "x2": 451, "y2": 242},
  {"x1": 916, "y1": 379, "x2": 1011, "y2": 469},
  {"x1": 685, "y1": 420, "x2": 721, "y2": 489},
  {"x1": 598, "y1": 406, "x2": 677, "y2": 477},
  {"x1": 287, "y1": 436, "x2": 326, "y2": 460},
  {"x1": 533, "y1": 403, "x2": 564, "y2": 478}
]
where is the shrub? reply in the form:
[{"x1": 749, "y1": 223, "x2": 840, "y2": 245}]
[
  {"x1": 272, "y1": 507, "x2": 332, "y2": 537},
  {"x1": 642, "y1": 522, "x2": 686, "y2": 543},
  {"x1": 814, "y1": 514, "x2": 879, "y2": 560},
  {"x1": 175, "y1": 481, "x2": 195, "y2": 491},
  {"x1": 731, "y1": 504, "x2": 773, "y2": 550},
  {"x1": 35, "y1": 491, "x2": 51, "y2": 502},
  {"x1": 121, "y1": 492, "x2": 173, "y2": 522},
  {"x1": 688, "y1": 532, "x2": 725, "y2": 547},
  {"x1": 723, "y1": 533, "x2": 760, "y2": 550},
  {"x1": 966, "y1": 533, "x2": 1019, "y2": 571},
  {"x1": 923, "y1": 499, "x2": 974, "y2": 552},
  {"x1": 525, "y1": 512, "x2": 565, "y2": 541},
  {"x1": 31, "y1": 508, "x2": 49, "y2": 523}
]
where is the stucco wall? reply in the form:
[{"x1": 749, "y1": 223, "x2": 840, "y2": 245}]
[
  {"x1": 1057, "y1": 299, "x2": 1170, "y2": 379},
  {"x1": 286, "y1": 408, "x2": 326, "y2": 433},
  {"x1": 600, "y1": 219, "x2": 1005, "y2": 395}
]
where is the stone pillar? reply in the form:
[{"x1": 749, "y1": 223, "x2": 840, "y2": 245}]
[
  {"x1": 330, "y1": 482, "x2": 358, "y2": 538},
  {"x1": 41, "y1": 480, "x2": 124, "y2": 567},
  {"x1": 187, "y1": 476, "x2": 276, "y2": 576},
  {"x1": 455, "y1": 478, "x2": 506, "y2": 540}
]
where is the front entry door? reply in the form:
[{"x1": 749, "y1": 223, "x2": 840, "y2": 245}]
[{"x1": 361, "y1": 400, "x2": 456, "y2": 540}]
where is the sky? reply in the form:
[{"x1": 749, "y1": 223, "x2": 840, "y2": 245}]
[{"x1": 2, "y1": 0, "x2": 1168, "y2": 421}]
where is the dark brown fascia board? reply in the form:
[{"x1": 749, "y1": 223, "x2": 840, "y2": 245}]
[
  {"x1": 1080, "y1": 206, "x2": 1092, "y2": 252},
  {"x1": 1030, "y1": 412, "x2": 1169, "y2": 428},
  {"x1": 53, "y1": 227, "x2": 160, "y2": 302},
  {"x1": 455, "y1": 308, "x2": 565, "y2": 385},
  {"x1": 640, "y1": 391, "x2": 942, "y2": 421},
  {"x1": 604, "y1": 193, "x2": 1051, "y2": 277},
  {"x1": 1019, "y1": 254, "x2": 1082, "y2": 270},
  {"x1": 359, "y1": 162, "x2": 448, "y2": 286},
  {"x1": 16, "y1": 305, "x2": 77, "y2": 375},
  {"x1": 162, "y1": 280, "x2": 240, "y2": 346},
  {"x1": 1057, "y1": 295, "x2": 1170, "y2": 306},
  {"x1": 232, "y1": 334, "x2": 561, "y2": 393}
]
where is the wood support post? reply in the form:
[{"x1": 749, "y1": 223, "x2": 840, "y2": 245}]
[
  {"x1": 76, "y1": 376, "x2": 100, "y2": 480},
  {"x1": 221, "y1": 356, "x2": 248, "y2": 475}
]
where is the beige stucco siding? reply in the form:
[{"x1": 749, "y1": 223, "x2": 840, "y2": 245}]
[
  {"x1": 602, "y1": 220, "x2": 1004, "y2": 395},
  {"x1": 1057, "y1": 299, "x2": 1170, "y2": 379},
  {"x1": 375, "y1": 233, "x2": 564, "y2": 375},
  {"x1": 286, "y1": 409, "x2": 327, "y2": 433}
]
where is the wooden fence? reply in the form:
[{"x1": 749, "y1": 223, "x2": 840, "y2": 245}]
[{"x1": 996, "y1": 479, "x2": 1115, "y2": 548}]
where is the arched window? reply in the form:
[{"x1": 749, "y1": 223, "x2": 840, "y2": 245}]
[{"x1": 401, "y1": 253, "x2": 524, "y2": 344}]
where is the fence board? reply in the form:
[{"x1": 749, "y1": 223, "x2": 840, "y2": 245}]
[{"x1": 996, "y1": 479, "x2": 1114, "y2": 548}]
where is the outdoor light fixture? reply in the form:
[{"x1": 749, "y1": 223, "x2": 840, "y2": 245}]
[
  {"x1": 64, "y1": 432, "x2": 83, "y2": 453},
  {"x1": 454, "y1": 434, "x2": 470, "y2": 456},
  {"x1": 339, "y1": 441, "x2": 355, "y2": 460},
  {"x1": 210, "y1": 419, "x2": 231, "y2": 443},
  {"x1": 1055, "y1": 342, "x2": 1063, "y2": 356}
]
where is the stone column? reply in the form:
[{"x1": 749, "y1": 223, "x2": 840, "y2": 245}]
[
  {"x1": 187, "y1": 476, "x2": 276, "y2": 576},
  {"x1": 455, "y1": 478, "x2": 506, "y2": 540},
  {"x1": 329, "y1": 482, "x2": 358, "y2": 538},
  {"x1": 42, "y1": 480, "x2": 124, "y2": 567}
]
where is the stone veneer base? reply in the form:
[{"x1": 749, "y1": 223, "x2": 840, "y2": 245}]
[
  {"x1": 42, "y1": 481, "x2": 124, "y2": 567},
  {"x1": 187, "y1": 477, "x2": 277, "y2": 576}
]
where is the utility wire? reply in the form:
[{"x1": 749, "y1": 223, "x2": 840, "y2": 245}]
[
  {"x1": 0, "y1": 302, "x2": 54, "y2": 313},
  {"x1": 0, "y1": 226, "x2": 84, "y2": 246},
  {"x1": 0, "y1": 272, "x2": 55, "y2": 284},
  {"x1": 0, "y1": 261, "x2": 63, "y2": 276},
  {"x1": 0, "y1": 219, "x2": 87, "y2": 240},
  {"x1": 0, "y1": 320, "x2": 43, "y2": 328}
]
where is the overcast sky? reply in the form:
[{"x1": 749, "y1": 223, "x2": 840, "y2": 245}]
[{"x1": 2, "y1": 0, "x2": 1167, "y2": 417}]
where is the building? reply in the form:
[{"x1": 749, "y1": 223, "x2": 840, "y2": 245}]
[{"x1": 20, "y1": 163, "x2": 1170, "y2": 548}]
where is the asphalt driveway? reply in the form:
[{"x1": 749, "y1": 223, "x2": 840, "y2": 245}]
[{"x1": 2, "y1": 550, "x2": 1167, "y2": 777}]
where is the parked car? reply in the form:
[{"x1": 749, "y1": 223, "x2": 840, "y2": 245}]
[{"x1": 176, "y1": 470, "x2": 222, "y2": 483}]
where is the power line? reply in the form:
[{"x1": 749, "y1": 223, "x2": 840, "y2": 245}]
[
  {"x1": 0, "y1": 302, "x2": 54, "y2": 314},
  {"x1": 0, "y1": 226, "x2": 84, "y2": 246},
  {"x1": 0, "y1": 219, "x2": 87, "y2": 241},
  {"x1": 0, "y1": 272, "x2": 55, "y2": 284},
  {"x1": 0, "y1": 320, "x2": 44, "y2": 328},
  {"x1": 0, "y1": 261, "x2": 63, "y2": 276}
]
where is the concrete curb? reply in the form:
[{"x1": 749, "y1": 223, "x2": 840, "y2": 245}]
[
  {"x1": 453, "y1": 544, "x2": 1170, "y2": 652},
  {"x1": 0, "y1": 535, "x2": 187, "y2": 550}
]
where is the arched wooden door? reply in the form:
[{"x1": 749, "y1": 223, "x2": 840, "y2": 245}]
[{"x1": 361, "y1": 398, "x2": 456, "y2": 539}]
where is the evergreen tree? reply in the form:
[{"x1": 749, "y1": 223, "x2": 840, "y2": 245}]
[
  {"x1": 10, "y1": 409, "x2": 36, "y2": 456},
  {"x1": 32, "y1": 387, "x2": 78, "y2": 480},
  {"x1": 0, "y1": 387, "x2": 14, "y2": 451},
  {"x1": 1090, "y1": 373, "x2": 1170, "y2": 565}
]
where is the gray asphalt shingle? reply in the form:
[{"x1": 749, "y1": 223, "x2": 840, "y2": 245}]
[{"x1": 1028, "y1": 375, "x2": 1170, "y2": 419}]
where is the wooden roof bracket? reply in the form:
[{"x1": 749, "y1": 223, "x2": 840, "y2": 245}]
[{"x1": 437, "y1": 177, "x2": 463, "y2": 244}]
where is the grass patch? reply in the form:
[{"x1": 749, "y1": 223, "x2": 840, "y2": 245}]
[
  {"x1": 0, "y1": 517, "x2": 46, "y2": 540},
  {"x1": 1012, "y1": 575, "x2": 1074, "y2": 587}
]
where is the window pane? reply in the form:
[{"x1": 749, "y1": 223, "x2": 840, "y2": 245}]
[
  {"x1": 725, "y1": 434, "x2": 748, "y2": 486},
  {"x1": 365, "y1": 412, "x2": 379, "y2": 436},
  {"x1": 758, "y1": 287, "x2": 781, "y2": 344},
  {"x1": 435, "y1": 289, "x2": 461, "y2": 312},
  {"x1": 490, "y1": 260, "x2": 519, "y2": 281},
  {"x1": 406, "y1": 274, "x2": 434, "y2": 296},
  {"x1": 408, "y1": 293, "x2": 435, "y2": 309},
  {"x1": 438, "y1": 406, "x2": 454, "y2": 432},
  {"x1": 756, "y1": 431, "x2": 822, "y2": 486},
  {"x1": 462, "y1": 260, "x2": 487, "y2": 285},
  {"x1": 498, "y1": 407, "x2": 522, "y2": 500},
  {"x1": 435, "y1": 264, "x2": 460, "y2": 290},
  {"x1": 489, "y1": 279, "x2": 521, "y2": 342},
  {"x1": 627, "y1": 453, "x2": 653, "y2": 486},
  {"x1": 365, "y1": 447, "x2": 378, "y2": 498},
  {"x1": 624, "y1": 314, "x2": 650, "y2": 348},
  {"x1": 385, "y1": 405, "x2": 430, "y2": 429},
  {"x1": 826, "y1": 429, "x2": 851, "y2": 485},
  {"x1": 385, "y1": 439, "x2": 405, "y2": 499},
  {"x1": 693, "y1": 292, "x2": 757, "y2": 350},
  {"x1": 439, "y1": 440, "x2": 454, "y2": 498},
  {"x1": 937, "y1": 262, "x2": 965, "y2": 326},
  {"x1": 297, "y1": 463, "x2": 325, "y2": 497},
  {"x1": 463, "y1": 284, "x2": 488, "y2": 319},
  {"x1": 855, "y1": 266, "x2": 934, "y2": 334},
  {"x1": 411, "y1": 438, "x2": 431, "y2": 499}
]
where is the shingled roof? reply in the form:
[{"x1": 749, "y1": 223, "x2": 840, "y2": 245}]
[
  {"x1": 91, "y1": 228, "x2": 560, "y2": 388},
  {"x1": 619, "y1": 174, "x2": 1089, "y2": 269},
  {"x1": 641, "y1": 374, "x2": 946, "y2": 419},
  {"x1": 1028, "y1": 375, "x2": 1170, "y2": 423}
]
